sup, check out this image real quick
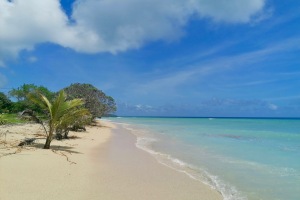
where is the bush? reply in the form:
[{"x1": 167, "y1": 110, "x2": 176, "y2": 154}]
[{"x1": 0, "y1": 115, "x2": 8, "y2": 125}]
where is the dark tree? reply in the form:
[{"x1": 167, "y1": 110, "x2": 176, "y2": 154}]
[
  {"x1": 64, "y1": 83, "x2": 117, "y2": 119},
  {"x1": 0, "y1": 92, "x2": 12, "y2": 113}
]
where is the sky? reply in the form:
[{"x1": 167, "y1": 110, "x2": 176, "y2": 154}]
[{"x1": 0, "y1": 0, "x2": 300, "y2": 117}]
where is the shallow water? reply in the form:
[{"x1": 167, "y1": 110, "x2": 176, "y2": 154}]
[{"x1": 106, "y1": 117, "x2": 300, "y2": 200}]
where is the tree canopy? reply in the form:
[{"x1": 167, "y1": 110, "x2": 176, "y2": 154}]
[
  {"x1": 9, "y1": 84, "x2": 55, "y2": 102},
  {"x1": 9, "y1": 84, "x2": 55, "y2": 113},
  {"x1": 64, "y1": 83, "x2": 116, "y2": 119}
]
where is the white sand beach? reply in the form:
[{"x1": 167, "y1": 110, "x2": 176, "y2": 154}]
[{"x1": 0, "y1": 120, "x2": 222, "y2": 200}]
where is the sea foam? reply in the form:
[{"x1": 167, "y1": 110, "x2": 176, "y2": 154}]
[{"x1": 124, "y1": 125, "x2": 246, "y2": 200}]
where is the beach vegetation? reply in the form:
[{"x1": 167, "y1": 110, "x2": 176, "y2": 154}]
[
  {"x1": 0, "y1": 113, "x2": 26, "y2": 125},
  {"x1": 1, "y1": 83, "x2": 116, "y2": 128},
  {"x1": 28, "y1": 90, "x2": 91, "y2": 149},
  {"x1": 0, "y1": 114, "x2": 8, "y2": 125},
  {"x1": 63, "y1": 83, "x2": 116, "y2": 119},
  {"x1": 9, "y1": 84, "x2": 55, "y2": 113},
  {"x1": 0, "y1": 92, "x2": 13, "y2": 113},
  {"x1": 56, "y1": 112, "x2": 92, "y2": 139}
]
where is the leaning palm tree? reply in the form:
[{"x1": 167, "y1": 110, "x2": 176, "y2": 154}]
[{"x1": 28, "y1": 90, "x2": 90, "y2": 149}]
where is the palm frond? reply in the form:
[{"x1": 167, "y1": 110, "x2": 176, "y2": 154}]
[
  {"x1": 27, "y1": 92, "x2": 51, "y2": 111},
  {"x1": 51, "y1": 90, "x2": 67, "y2": 122}
]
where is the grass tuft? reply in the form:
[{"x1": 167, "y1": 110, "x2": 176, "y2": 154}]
[{"x1": 0, "y1": 113, "x2": 27, "y2": 125}]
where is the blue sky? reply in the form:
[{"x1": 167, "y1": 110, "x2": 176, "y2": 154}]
[{"x1": 0, "y1": 0, "x2": 300, "y2": 117}]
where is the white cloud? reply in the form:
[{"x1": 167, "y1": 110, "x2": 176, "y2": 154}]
[
  {"x1": 0, "y1": 0, "x2": 97, "y2": 62},
  {"x1": 0, "y1": 0, "x2": 267, "y2": 63},
  {"x1": 72, "y1": 0, "x2": 267, "y2": 53},
  {"x1": 192, "y1": 0, "x2": 266, "y2": 23},
  {"x1": 71, "y1": 0, "x2": 193, "y2": 53},
  {"x1": 0, "y1": 0, "x2": 69, "y2": 61}
]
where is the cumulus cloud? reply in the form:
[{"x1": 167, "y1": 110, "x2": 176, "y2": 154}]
[
  {"x1": 0, "y1": 0, "x2": 97, "y2": 63},
  {"x1": 71, "y1": 0, "x2": 267, "y2": 53},
  {"x1": 0, "y1": 0, "x2": 68, "y2": 62},
  {"x1": 71, "y1": 0, "x2": 193, "y2": 53},
  {"x1": 0, "y1": 0, "x2": 267, "y2": 63}
]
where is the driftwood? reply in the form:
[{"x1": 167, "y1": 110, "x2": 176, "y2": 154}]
[{"x1": 18, "y1": 138, "x2": 37, "y2": 146}]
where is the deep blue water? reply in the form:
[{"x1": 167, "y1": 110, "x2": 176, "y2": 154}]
[{"x1": 106, "y1": 117, "x2": 300, "y2": 200}]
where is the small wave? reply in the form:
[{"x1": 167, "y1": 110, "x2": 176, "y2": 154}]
[
  {"x1": 132, "y1": 130, "x2": 246, "y2": 200},
  {"x1": 136, "y1": 137, "x2": 158, "y2": 154},
  {"x1": 172, "y1": 158, "x2": 188, "y2": 167}
]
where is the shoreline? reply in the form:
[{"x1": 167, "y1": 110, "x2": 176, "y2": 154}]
[
  {"x1": 0, "y1": 120, "x2": 223, "y2": 200},
  {"x1": 94, "y1": 122, "x2": 223, "y2": 200}
]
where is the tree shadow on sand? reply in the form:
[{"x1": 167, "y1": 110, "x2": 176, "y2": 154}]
[{"x1": 31, "y1": 142, "x2": 82, "y2": 154}]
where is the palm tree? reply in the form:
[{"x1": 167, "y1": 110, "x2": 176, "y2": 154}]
[{"x1": 28, "y1": 90, "x2": 90, "y2": 149}]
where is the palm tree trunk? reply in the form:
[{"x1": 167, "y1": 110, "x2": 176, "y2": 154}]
[
  {"x1": 44, "y1": 126, "x2": 53, "y2": 149},
  {"x1": 44, "y1": 136, "x2": 51, "y2": 149}
]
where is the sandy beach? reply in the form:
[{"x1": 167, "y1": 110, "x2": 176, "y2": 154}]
[{"x1": 0, "y1": 120, "x2": 222, "y2": 200}]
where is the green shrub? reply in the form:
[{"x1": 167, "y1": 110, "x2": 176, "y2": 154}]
[
  {"x1": 0, "y1": 115, "x2": 8, "y2": 125},
  {"x1": 0, "y1": 114, "x2": 26, "y2": 125}
]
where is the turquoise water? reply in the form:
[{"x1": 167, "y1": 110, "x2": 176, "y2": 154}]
[{"x1": 106, "y1": 117, "x2": 300, "y2": 200}]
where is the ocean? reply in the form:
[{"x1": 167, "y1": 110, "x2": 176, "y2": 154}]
[{"x1": 105, "y1": 117, "x2": 300, "y2": 200}]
